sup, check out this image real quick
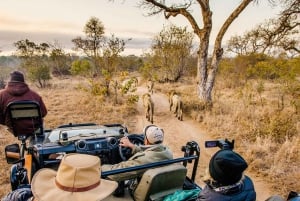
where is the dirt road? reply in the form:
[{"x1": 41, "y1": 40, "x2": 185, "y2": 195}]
[{"x1": 129, "y1": 86, "x2": 272, "y2": 201}]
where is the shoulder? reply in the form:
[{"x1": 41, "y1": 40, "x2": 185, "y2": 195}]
[
  {"x1": 28, "y1": 89, "x2": 42, "y2": 97},
  {"x1": 243, "y1": 175, "x2": 255, "y2": 189},
  {"x1": 197, "y1": 185, "x2": 226, "y2": 201}
]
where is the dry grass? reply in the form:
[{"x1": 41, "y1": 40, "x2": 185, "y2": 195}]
[
  {"x1": 0, "y1": 76, "x2": 138, "y2": 197},
  {"x1": 0, "y1": 75, "x2": 299, "y2": 198},
  {"x1": 156, "y1": 76, "x2": 300, "y2": 197},
  {"x1": 0, "y1": 127, "x2": 16, "y2": 197}
]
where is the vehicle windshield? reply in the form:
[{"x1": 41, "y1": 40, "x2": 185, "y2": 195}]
[{"x1": 45, "y1": 125, "x2": 124, "y2": 143}]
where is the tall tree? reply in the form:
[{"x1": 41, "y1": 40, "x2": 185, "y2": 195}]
[
  {"x1": 101, "y1": 34, "x2": 128, "y2": 96},
  {"x1": 150, "y1": 24, "x2": 194, "y2": 82},
  {"x1": 227, "y1": 0, "x2": 299, "y2": 56},
  {"x1": 102, "y1": 34, "x2": 126, "y2": 74},
  {"x1": 49, "y1": 42, "x2": 72, "y2": 76},
  {"x1": 72, "y1": 17, "x2": 105, "y2": 74},
  {"x1": 135, "y1": 0, "x2": 256, "y2": 105},
  {"x1": 14, "y1": 39, "x2": 51, "y2": 88}
]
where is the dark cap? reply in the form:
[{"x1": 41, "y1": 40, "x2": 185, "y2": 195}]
[
  {"x1": 10, "y1": 71, "x2": 25, "y2": 82},
  {"x1": 209, "y1": 149, "x2": 248, "y2": 185}
]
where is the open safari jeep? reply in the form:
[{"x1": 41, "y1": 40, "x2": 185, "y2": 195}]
[{"x1": 4, "y1": 100, "x2": 201, "y2": 201}]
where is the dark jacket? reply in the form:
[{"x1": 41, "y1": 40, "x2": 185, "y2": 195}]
[
  {"x1": 197, "y1": 176, "x2": 256, "y2": 201},
  {"x1": 0, "y1": 81, "x2": 47, "y2": 135}
]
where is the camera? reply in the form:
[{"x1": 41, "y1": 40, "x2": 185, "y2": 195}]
[{"x1": 205, "y1": 139, "x2": 234, "y2": 150}]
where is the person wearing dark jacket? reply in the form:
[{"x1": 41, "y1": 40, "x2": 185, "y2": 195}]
[
  {"x1": 196, "y1": 149, "x2": 256, "y2": 201},
  {"x1": 0, "y1": 71, "x2": 47, "y2": 136}
]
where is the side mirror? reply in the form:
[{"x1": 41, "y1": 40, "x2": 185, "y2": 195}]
[
  {"x1": 59, "y1": 132, "x2": 70, "y2": 145},
  {"x1": 5, "y1": 143, "x2": 20, "y2": 164}
]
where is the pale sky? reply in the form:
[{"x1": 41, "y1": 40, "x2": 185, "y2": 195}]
[{"x1": 0, "y1": 0, "x2": 281, "y2": 56}]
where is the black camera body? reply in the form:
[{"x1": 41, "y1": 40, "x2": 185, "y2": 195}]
[{"x1": 205, "y1": 139, "x2": 234, "y2": 150}]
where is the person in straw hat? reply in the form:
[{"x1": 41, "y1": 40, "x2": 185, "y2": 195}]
[
  {"x1": 102, "y1": 124, "x2": 173, "y2": 197},
  {"x1": 1, "y1": 153, "x2": 118, "y2": 201}
]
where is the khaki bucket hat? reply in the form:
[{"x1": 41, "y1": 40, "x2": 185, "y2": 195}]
[{"x1": 31, "y1": 153, "x2": 118, "y2": 201}]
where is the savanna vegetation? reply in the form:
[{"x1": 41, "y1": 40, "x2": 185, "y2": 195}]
[
  {"x1": 0, "y1": 0, "x2": 299, "y2": 198},
  {"x1": 0, "y1": 55, "x2": 299, "y2": 198},
  {"x1": 158, "y1": 55, "x2": 300, "y2": 195}
]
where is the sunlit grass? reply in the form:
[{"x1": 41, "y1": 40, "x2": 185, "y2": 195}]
[
  {"x1": 0, "y1": 75, "x2": 299, "y2": 198},
  {"x1": 157, "y1": 76, "x2": 300, "y2": 196}
]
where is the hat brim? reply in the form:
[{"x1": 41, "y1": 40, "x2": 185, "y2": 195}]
[{"x1": 31, "y1": 168, "x2": 118, "y2": 201}]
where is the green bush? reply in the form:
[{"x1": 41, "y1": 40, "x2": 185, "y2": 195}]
[
  {"x1": 86, "y1": 78, "x2": 107, "y2": 96},
  {"x1": 27, "y1": 65, "x2": 51, "y2": 88},
  {"x1": 126, "y1": 94, "x2": 139, "y2": 105},
  {"x1": 71, "y1": 59, "x2": 92, "y2": 76}
]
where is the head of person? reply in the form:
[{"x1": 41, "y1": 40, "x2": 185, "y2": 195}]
[
  {"x1": 31, "y1": 153, "x2": 118, "y2": 201},
  {"x1": 9, "y1": 71, "x2": 25, "y2": 83},
  {"x1": 288, "y1": 191, "x2": 300, "y2": 201},
  {"x1": 289, "y1": 197, "x2": 300, "y2": 201},
  {"x1": 209, "y1": 149, "x2": 248, "y2": 186},
  {"x1": 143, "y1": 125, "x2": 164, "y2": 145}
]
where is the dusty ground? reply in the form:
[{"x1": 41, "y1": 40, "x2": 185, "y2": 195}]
[
  {"x1": 127, "y1": 86, "x2": 273, "y2": 201},
  {"x1": 0, "y1": 82, "x2": 274, "y2": 201}
]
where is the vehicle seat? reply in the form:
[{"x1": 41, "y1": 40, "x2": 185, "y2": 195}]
[
  {"x1": 133, "y1": 164, "x2": 187, "y2": 201},
  {"x1": 6, "y1": 100, "x2": 44, "y2": 138}
]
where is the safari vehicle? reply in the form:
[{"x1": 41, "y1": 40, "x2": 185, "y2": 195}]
[
  {"x1": 4, "y1": 100, "x2": 202, "y2": 201},
  {"x1": 5, "y1": 100, "x2": 254, "y2": 201},
  {"x1": 4, "y1": 101, "x2": 144, "y2": 188}
]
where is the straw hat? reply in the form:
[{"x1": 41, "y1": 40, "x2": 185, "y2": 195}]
[{"x1": 31, "y1": 153, "x2": 118, "y2": 201}]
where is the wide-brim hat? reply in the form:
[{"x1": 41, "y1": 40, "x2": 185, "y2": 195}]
[
  {"x1": 209, "y1": 149, "x2": 248, "y2": 185},
  {"x1": 31, "y1": 153, "x2": 118, "y2": 201}
]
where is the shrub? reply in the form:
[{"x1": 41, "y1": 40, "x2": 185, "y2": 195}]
[{"x1": 255, "y1": 112, "x2": 297, "y2": 143}]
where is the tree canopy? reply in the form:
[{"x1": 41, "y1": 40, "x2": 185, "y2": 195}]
[
  {"x1": 227, "y1": 0, "x2": 299, "y2": 57},
  {"x1": 135, "y1": 0, "x2": 255, "y2": 105}
]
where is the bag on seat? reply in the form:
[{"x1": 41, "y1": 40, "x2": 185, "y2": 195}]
[{"x1": 133, "y1": 164, "x2": 187, "y2": 201}]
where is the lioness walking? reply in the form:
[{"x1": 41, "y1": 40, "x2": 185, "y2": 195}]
[
  {"x1": 169, "y1": 91, "x2": 183, "y2": 121},
  {"x1": 142, "y1": 93, "x2": 154, "y2": 123},
  {"x1": 147, "y1": 79, "x2": 154, "y2": 94}
]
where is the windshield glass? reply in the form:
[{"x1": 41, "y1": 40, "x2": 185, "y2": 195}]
[{"x1": 46, "y1": 125, "x2": 124, "y2": 143}]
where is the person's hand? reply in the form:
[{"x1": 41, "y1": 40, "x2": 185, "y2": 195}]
[{"x1": 119, "y1": 136, "x2": 135, "y2": 149}]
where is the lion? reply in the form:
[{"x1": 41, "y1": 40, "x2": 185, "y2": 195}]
[
  {"x1": 169, "y1": 90, "x2": 183, "y2": 121},
  {"x1": 147, "y1": 79, "x2": 154, "y2": 94},
  {"x1": 142, "y1": 93, "x2": 154, "y2": 123}
]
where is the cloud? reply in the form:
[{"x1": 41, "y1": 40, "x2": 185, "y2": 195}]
[
  {"x1": 0, "y1": 16, "x2": 81, "y2": 34},
  {"x1": 0, "y1": 30, "x2": 152, "y2": 56},
  {"x1": 0, "y1": 30, "x2": 77, "y2": 50}
]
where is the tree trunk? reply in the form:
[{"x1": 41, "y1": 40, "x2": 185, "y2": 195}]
[
  {"x1": 196, "y1": 6, "x2": 212, "y2": 104},
  {"x1": 138, "y1": 0, "x2": 254, "y2": 105},
  {"x1": 197, "y1": 0, "x2": 253, "y2": 105}
]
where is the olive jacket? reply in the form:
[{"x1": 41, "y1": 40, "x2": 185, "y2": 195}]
[{"x1": 102, "y1": 144, "x2": 173, "y2": 181}]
